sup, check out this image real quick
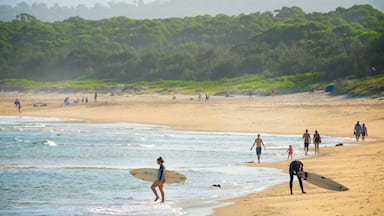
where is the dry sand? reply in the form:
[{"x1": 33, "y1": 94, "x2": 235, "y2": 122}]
[{"x1": 1, "y1": 92, "x2": 384, "y2": 215}]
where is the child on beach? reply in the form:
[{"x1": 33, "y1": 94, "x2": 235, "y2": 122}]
[
  {"x1": 287, "y1": 145, "x2": 293, "y2": 160},
  {"x1": 151, "y1": 157, "x2": 165, "y2": 203}
]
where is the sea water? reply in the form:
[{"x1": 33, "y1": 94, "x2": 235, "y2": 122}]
[{"x1": 0, "y1": 116, "x2": 352, "y2": 215}]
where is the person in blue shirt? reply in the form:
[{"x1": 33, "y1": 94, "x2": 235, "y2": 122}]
[
  {"x1": 354, "y1": 121, "x2": 362, "y2": 142},
  {"x1": 151, "y1": 157, "x2": 165, "y2": 202}
]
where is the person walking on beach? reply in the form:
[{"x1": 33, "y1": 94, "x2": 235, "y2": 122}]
[
  {"x1": 287, "y1": 145, "x2": 293, "y2": 160},
  {"x1": 313, "y1": 130, "x2": 321, "y2": 154},
  {"x1": 94, "y1": 91, "x2": 98, "y2": 103},
  {"x1": 151, "y1": 157, "x2": 165, "y2": 203},
  {"x1": 250, "y1": 134, "x2": 266, "y2": 163},
  {"x1": 361, "y1": 123, "x2": 368, "y2": 141},
  {"x1": 17, "y1": 101, "x2": 22, "y2": 113},
  {"x1": 289, "y1": 160, "x2": 306, "y2": 195},
  {"x1": 302, "y1": 130, "x2": 311, "y2": 155},
  {"x1": 354, "y1": 121, "x2": 362, "y2": 142}
]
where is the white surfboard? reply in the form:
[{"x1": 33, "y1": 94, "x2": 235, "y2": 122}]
[
  {"x1": 130, "y1": 168, "x2": 187, "y2": 184},
  {"x1": 301, "y1": 171, "x2": 348, "y2": 191}
]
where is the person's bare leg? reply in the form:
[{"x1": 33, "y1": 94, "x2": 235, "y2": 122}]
[
  {"x1": 257, "y1": 154, "x2": 260, "y2": 163},
  {"x1": 151, "y1": 182, "x2": 159, "y2": 201},
  {"x1": 159, "y1": 183, "x2": 165, "y2": 203}
]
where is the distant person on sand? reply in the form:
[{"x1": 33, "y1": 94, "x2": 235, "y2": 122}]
[
  {"x1": 94, "y1": 91, "x2": 98, "y2": 103},
  {"x1": 289, "y1": 160, "x2": 306, "y2": 195},
  {"x1": 354, "y1": 121, "x2": 362, "y2": 142},
  {"x1": 64, "y1": 97, "x2": 70, "y2": 106},
  {"x1": 302, "y1": 129, "x2": 311, "y2": 155},
  {"x1": 249, "y1": 91, "x2": 253, "y2": 101},
  {"x1": 172, "y1": 92, "x2": 176, "y2": 103},
  {"x1": 16, "y1": 100, "x2": 22, "y2": 113},
  {"x1": 198, "y1": 92, "x2": 202, "y2": 102},
  {"x1": 313, "y1": 130, "x2": 321, "y2": 154},
  {"x1": 250, "y1": 134, "x2": 266, "y2": 163},
  {"x1": 14, "y1": 98, "x2": 20, "y2": 108},
  {"x1": 205, "y1": 93, "x2": 209, "y2": 103},
  {"x1": 287, "y1": 145, "x2": 293, "y2": 160},
  {"x1": 151, "y1": 157, "x2": 165, "y2": 203},
  {"x1": 270, "y1": 88, "x2": 276, "y2": 96},
  {"x1": 85, "y1": 97, "x2": 88, "y2": 103},
  {"x1": 361, "y1": 123, "x2": 368, "y2": 141}
]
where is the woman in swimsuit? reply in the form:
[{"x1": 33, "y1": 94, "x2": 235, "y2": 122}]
[
  {"x1": 361, "y1": 123, "x2": 368, "y2": 141},
  {"x1": 313, "y1": 130, "x2": 321, "y2": 154},
  {"x1": 151, "y1": 157, "x2": 165, "y2": 203}
]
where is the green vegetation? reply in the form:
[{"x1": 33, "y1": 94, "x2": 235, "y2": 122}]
[
  {"x1": 2, "y1": 74, "x2": 383, "y2": 97},
  {"x1": 332, "y1": 74, "x2": 384, "y2": 98},
  {"x1": 0, "y1": 5, "x2": 383, "y2": 97}
]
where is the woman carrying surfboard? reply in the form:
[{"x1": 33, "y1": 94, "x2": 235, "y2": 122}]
[{"x1": 151, "y1": 157, "x2": 166, "y2": 203}]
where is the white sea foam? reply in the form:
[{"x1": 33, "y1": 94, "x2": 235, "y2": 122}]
[{"x1": 43, "y1": 140, "x2": 57, "y2": 146}]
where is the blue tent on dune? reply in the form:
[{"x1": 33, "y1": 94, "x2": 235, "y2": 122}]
[{"x1": 325, "y1": 83, "x2": 335, "y2": 92}]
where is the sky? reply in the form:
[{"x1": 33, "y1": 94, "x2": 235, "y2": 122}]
[{"x1": 0, "y1": 0, "x2": 382, "y2": 12}]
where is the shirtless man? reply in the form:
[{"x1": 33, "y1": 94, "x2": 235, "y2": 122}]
[
  {"x1": 302, "y1": 129, "x2": 311, "y2": 155},
  {"x1": 250, "y1": 134, "x2": 266, "y2": 163}
]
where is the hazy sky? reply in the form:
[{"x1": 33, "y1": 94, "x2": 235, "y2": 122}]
[{"x1": 0, "y1": 0, "x2": 382, "y2": 12}]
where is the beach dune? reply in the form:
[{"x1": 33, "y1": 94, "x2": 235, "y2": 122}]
[{"x1": 1, "y1": 92, "x2": 383, "y2": 215}]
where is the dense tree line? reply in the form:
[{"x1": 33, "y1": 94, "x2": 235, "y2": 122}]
[{"x1": 0, "y1": 5, "x2": 383, "y2": 82}]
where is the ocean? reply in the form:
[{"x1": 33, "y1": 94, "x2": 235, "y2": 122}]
[{"x1": 0, "y1": 116, "x2": 352, "y2": 215}]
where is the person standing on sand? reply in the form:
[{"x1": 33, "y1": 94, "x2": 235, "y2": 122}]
[
  {"x1": 250, "y1": 134, "x2": 266, "y2": 163},
  {"x1": 354, "y1": 121, "x2": 362, "y2": 142},
  {"x1": 313, "y1": 130, "x2": 321, "y2": 154},
  {"x1": 302, "y1": 130, "x2": 311, "y2": 155},
  {"x1": 361, "y1": 123, "x2": 368, "y2": 141},
  {"x1": 151, "y1": 157, "x2": 165, "y2": 203},
  {"x1": 287, "y1": 145, "x2": 293, "y2": 160},
  {"x1": 17, "y1": 101, "x2": 22, "y2": 113},
  {"x1": 289, "y1": 160, "x2": 306, "y2": 195},
  {"x1": 94, "y1": 91, "x2": 98, "y2": 103},
  {"x1": 172, "y1": 92, "x2": 176, "y2": 103}
]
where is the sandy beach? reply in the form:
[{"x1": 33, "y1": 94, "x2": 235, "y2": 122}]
[{"x1": 1, "y1": 92, "x2": 384, "y2": 215}]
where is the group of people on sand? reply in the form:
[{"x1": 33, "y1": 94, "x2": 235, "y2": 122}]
[
  {"x1": 302, "y1": 129, "x2": 322, "y2": 155},
  {"x1": 248, "y1": 130, "x2": 322, "y2": 164},
  {"x1": 354, "y1": 121, "x2": 368, "y2": 142},
  {"x1": 150, "y1": 121, "x2": 371, "y2": 202},
  {"x1": 172, "y1": 92, "x2": 210, "y2": 103},
  {"x1": 247, "y1": 134, "x2": 307, "y2": 195}
]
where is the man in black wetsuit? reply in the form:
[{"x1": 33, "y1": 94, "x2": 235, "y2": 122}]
[{"x1": 289, "y1": 160, "x2": 306, "y2": 195}]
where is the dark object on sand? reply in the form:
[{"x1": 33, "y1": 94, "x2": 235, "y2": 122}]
[
  {"x1": 335, "y1": 143, "x2": 343, "y2": 147},
  {"x1": 212, "y1": 184, "x2": 221, "y2": 188},
  {"x1": 33, "y1": 103, "x2": 48, "y2": 107}
]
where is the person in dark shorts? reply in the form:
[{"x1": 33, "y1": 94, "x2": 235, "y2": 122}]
[
  {"x1": 289, "y1": 160, "x2": 306, "y2": 195},
  {"x1": 302, "y1": 129, "x2": 311, "y2": 155},
  {"x1": 354, "y1": 121, "x2": 362, "y2": 142},
  {"x1": 250, "y1": 134, "x2": 266, "y2": 163}
]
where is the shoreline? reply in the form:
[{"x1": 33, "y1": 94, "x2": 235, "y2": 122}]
[{"x1": 1, "y1": 92, "x2": 383, "y2": 215}]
